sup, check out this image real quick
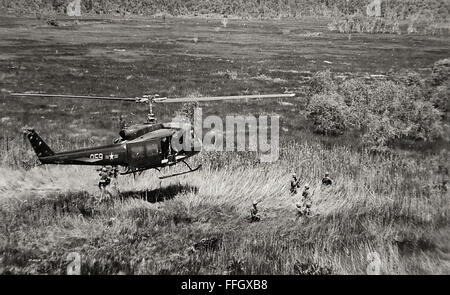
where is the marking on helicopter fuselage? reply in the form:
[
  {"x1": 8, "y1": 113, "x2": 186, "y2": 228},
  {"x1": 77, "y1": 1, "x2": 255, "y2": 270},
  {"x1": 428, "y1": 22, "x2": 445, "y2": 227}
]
[
  {"x1": 106, "y1": 153, "x2": 118, "y2": 160},
  {"x1": 90, "y1": 153, "x2": 103, "y2": 160}
]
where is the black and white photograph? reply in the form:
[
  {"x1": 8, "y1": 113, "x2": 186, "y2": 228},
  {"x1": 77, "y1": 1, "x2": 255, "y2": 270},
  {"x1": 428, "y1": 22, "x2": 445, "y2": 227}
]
[{"x1": 0, "y1": 0, "x2": 449, "y2": 279}]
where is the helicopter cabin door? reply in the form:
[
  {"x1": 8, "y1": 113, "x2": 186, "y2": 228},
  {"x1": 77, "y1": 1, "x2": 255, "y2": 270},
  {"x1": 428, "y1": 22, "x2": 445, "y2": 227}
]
[{"x1": 127, "y1": 140, "x2": 161, "y2": 169}]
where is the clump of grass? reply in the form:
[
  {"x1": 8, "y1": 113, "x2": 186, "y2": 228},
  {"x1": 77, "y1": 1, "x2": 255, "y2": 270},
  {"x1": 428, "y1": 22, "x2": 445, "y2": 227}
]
[{"x1": 214, "y1": 70, "x2": 239, "y2": 80}]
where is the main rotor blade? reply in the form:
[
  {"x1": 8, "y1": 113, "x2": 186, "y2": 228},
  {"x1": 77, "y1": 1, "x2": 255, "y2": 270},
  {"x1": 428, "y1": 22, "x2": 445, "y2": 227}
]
[
  {"x1": 156, "y1": 93, "x2": 295, "y2": 103},
  {"x1": 10, "y1": 92, "x2": 296, "y2": 103},
  {"x1": 10, "y1": 93, "x2": 137, "y2": 101}
]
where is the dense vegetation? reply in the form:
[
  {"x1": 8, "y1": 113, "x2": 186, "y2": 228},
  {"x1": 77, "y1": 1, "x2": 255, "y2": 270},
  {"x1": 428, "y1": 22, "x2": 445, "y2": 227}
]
[
  {"x1": 306, "y1": 58, "x2": 450, "y2": 152},
  {"x1": 1, "y1": 0, "x2": 449, "y2": 20}
]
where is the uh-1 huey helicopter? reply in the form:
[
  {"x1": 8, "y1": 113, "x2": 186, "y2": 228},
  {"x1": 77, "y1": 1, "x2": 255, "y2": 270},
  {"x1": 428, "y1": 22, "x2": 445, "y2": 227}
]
[{"x1": 11, "y1": 92, "x2": 295, "y2": 180}]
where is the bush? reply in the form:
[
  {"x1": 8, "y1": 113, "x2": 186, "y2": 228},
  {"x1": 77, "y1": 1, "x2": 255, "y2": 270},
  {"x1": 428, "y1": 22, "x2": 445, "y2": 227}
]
[
  {"x1": 430, "y1": 58, "x2": 450, "y2": 86},
  {"x1": 390, "y1": 69, "x2": 423, "y2": 87},
  {"x1": 307, "y1": 69, "x2": 337, "y2": 97},
  {"x1": 307, "y1": 92, "x2": 349, "y2": 136},
  {"x1": 339, "y1": 78, "x2": 370, "y2": 128},
  {"x1": 320, "y1": 76, "x2": 445, "y2": 150},
  {"x1": 431, "y1": 85, "x2": 450, "y2": 117},
  {"x1": 362, "y1": 114, "x2": 399, "y2": 152},
  {"x1": 366, "y1": 81, "x2": 409, "y2": 116},
  {"x1": 406, "y1": 100, "x2": 443, "y2": 141},
  {"x1": 360, "y1": 82, "x2": 444, "y2": 149}
]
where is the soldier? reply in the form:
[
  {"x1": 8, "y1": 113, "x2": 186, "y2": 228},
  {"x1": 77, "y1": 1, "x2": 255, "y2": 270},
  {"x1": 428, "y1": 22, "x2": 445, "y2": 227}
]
[
  {"x1": 302, "y1": 184, "x2": 312, "y2": 217},
  {"x1": 109, "y1": 166, "x2": 119, "y2": 190},
  {"x1": 98, "y1": 167, "x2": 111, "y2": 190},
  {"x1": 295, "y1": 202, "x2": 304, "y2": 220},
  {"x1": 250, "y1": 200, "x2": 260, "y2": 222},
  {"x1": 290, "y1": 173, "x2": 300, "y2": 195},
  {"x1": 109, "y1": 166, "x2": 119, "y2": 179},
  {"x1": 98, "y1": 167, "x2": 114, "y2": 203},
  {"x1": 322, "y1": 172, "x2": 333, "y2": 186}
]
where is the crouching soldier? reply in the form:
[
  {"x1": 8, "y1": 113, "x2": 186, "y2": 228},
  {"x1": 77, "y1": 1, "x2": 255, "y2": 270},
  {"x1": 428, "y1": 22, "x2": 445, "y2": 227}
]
[
  {"x1": 250, "y1": 200, "x2": 260, "y2": 222},
  {"x1": 295, "y1": 202, "x2": 304, "y2": 220},
  {"x1": 322, "y1": 172, "x2": 333, "y2": 186}
]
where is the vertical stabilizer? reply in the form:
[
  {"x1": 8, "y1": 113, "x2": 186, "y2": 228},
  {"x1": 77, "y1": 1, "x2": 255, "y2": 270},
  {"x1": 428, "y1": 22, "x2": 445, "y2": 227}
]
[{"x1": 23, "y1": 128, "x2": 54, "y2": 158}]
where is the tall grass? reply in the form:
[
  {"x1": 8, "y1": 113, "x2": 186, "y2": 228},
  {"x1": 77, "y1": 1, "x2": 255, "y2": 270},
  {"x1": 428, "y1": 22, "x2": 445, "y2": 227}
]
[{"x1": 0, "y1": 137, "x2": 448, "y2": 274}]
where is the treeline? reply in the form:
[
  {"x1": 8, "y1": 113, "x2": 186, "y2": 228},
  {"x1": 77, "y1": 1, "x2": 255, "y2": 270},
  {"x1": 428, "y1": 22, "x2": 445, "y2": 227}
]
[{"x1": 1, "y1": 0, "x2": 449, "y2": 20}]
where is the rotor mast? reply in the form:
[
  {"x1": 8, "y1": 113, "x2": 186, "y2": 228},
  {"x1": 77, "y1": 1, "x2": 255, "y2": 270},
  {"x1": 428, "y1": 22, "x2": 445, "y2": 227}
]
[{"x1": 140, "y1": 94, "x2": 162, "y2": 124}]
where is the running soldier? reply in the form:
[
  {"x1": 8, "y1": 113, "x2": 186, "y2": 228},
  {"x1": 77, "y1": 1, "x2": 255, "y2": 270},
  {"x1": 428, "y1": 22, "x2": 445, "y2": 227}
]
[
  {"x1": 98, "y1": 167, "x2": 111, "y2": 190},
  {"x1": 290, "y1": 173, "x2": 300, "y2": 195},
  {"x1": 301, "y1": 184, "x2": 312, "y2": 217},
  {"x1": 98, "y1": 167, "x2": 112, "y2": 202}
]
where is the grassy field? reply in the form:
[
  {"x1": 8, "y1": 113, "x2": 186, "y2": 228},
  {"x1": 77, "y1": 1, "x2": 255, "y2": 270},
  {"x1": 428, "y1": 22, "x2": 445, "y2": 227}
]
[
  {"x1": 0, "y1": 17, "x2": 449, "y2": 274},
  {"x1": 1, "y1": 142, "x2": 448, "y2": 274}
]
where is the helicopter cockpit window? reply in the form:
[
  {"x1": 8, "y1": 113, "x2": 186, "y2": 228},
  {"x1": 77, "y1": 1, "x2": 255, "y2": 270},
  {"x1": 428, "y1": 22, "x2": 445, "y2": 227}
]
[
  {"x1": 146, "y1": 143, "x2": 158, "y2": 157},
  {"x1": 130, "y1": 145, "x2": 145, "y2": 159}
]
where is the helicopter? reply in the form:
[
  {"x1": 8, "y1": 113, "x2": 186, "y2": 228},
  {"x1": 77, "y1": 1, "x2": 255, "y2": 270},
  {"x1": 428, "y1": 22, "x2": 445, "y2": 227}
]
[{"x1": 11, "y1": 92, "x2": 295, "y2": 179}]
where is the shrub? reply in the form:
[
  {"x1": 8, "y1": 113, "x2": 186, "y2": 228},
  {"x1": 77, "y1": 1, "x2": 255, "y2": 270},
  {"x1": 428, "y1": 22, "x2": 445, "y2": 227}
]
[
  {"x1": 362, "y1": 114, "x2": 399, "y2": 152},
  {"x1": 360, "y1": 84, "x2": 444, "y2": 149},
  {"x1": 390, "y1": 69, "x2": 423, "y2": 87},
  {"x1": 366, "y1": 81, "x2": 408, "y2": 116},
  {"x1": 307, "y1": 92, "x2": 349, "y2": 136},
  {"x1": 339, "y1": 78, "x2": 371, "y2": 128},
  {"x1": 331, "y1": 76, "x2": 445, "y2": 150},
  {"x1": 430, "y1": 58, "x2": 450, "y2": 86},
  {"x1": 406, "y1": 100, "x2": 443, "y2": 141},
  {"x1": 431, "y1": 85, "x2": 450, "y2": 117},
  {"x1": 307, "y1": 69, "x2": 337, "y2": 97}
]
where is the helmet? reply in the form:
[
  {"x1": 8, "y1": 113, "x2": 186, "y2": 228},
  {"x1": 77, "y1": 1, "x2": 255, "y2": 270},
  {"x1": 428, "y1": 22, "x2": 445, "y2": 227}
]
[
  {"x1": 252, "y1": 200, "x2": 258, "y2": 205},
  {"x1": 325, "y1": 172, "x2": 329, "y2": 176},
  {"x1": 102, "y1": 167, "x2": 107, "y2": 172},
  {"x1": 305, "y1": 184, "x2": 310, "y2": 189},
  {"x1": 292, "y1": 173, "x2": 297, "y2": 178}
]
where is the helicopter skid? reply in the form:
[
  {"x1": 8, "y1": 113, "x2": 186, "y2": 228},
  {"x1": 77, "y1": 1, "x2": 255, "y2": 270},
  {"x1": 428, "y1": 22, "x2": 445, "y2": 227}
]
[
  {"x1": 158, "y1": 160, "x2": 202, "y2": 180},
  {"x1": 161, "y1": 154, "x2": 188, "y2": 166}
]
